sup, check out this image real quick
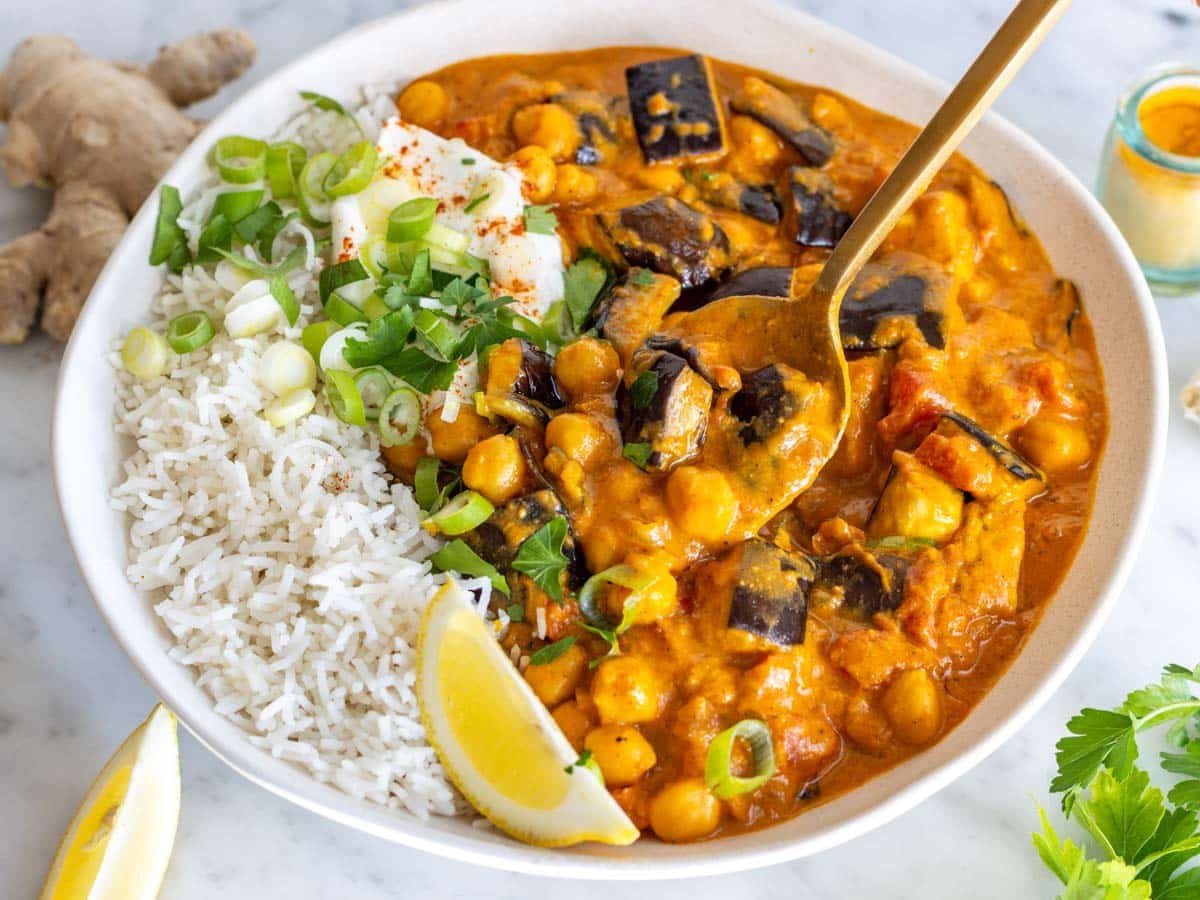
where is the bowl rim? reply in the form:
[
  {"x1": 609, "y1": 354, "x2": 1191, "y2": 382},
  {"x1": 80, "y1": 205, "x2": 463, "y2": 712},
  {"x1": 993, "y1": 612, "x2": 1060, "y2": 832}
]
[{"x1": 51, "y1": 0, "x2": 1168, "y2": 880}]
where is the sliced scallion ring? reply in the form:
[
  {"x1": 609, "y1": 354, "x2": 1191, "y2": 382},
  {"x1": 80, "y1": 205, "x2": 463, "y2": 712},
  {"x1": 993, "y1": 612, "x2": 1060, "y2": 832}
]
[
  {"x1": 265, "y1": 142, "x2": 307, "y2": 199},
  {"x1": 379, "y1": 386, "x2": 422, "y2": 447},
  {"x1": 149, "y1": 185, "x2": 186, "y2": 268},
  {"x1": 424, "y1": 222, "x2": 469, "y2": 254},
  {"x1": 413, "y1": 456, "x2": 441, "y2": 510},
  {"x1": 212, "y1": 136, "x2": 268, "y2": 184},
  {"x1": 414, "y1": 309, "x2": 460, "y2": 359},
  {"x1": 354, "y1": 367, "x2": 394, "y2": 420},
  {"x1": 704, "y1": 719, "x2": 776, "y2": 799},
  {"x1": 212, "y1": 189, "x2": 264, "y2": 225},
  {"x1": 323, "y1": 141, "x2": 379, "y2": 198},
  {"x1": 577, "y1": 565, "x2": 656, "y2": 633},
  {"x1": 323, "y1": 369, "x2": 366, "y2": 426},
  {"x1": 298, "y1": 152, "x2": 338, "y2": 225},
  {"x1": 387, "y1": 197, "x2": 438, "y2": 243},
  {"x1": 325, "y1": 292, "x2": 367, "y2": 327},
  {"x1": 424, "y1": 490, "x2": 494, "y2": 535},
  {"x1": 121, "y1": 327, "x2": 171, "y2": 379},
  {"x1": 360, "y1": 294, "x2": 391, "y2": 321},
  {"x1": 301, "y1": 320, "x2": 340, "y2": 364},
  {"x1": 358, "y1": 235, "x2": 389, "y2": 281},
  {"x1": 165, "y1": 310, "x2": 215, "y2": 354}
]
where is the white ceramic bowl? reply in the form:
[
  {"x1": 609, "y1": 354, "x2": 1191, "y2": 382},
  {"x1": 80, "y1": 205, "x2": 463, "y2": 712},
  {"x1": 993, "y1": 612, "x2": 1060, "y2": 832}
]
[{"x1": 53, "y1": 0, "x2": 1167, "y2": 879}]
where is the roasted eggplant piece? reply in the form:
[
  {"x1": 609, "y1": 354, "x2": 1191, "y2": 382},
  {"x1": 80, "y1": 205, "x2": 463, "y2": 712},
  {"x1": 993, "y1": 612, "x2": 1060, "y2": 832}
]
[
  {"x1": 703, "y1": 266, "x2": 792, "y2": 304},
  {"x1": 692, "y1": 171, "x2": 781, "y2": 224},
  {"x1": 465, "y1": 489, "x2": 587, "y2": 589},
  {"x1": 730, "y1": 364, "x2": 809, "y2": 446},
  {"x1": 722, "y1": 539, "x2": 817, "y2": 646},
  {"x1": 730, "y1": 76, "x2": 834, "y2": 166},
  {"x1": 786, "y1": 167, "x2": 852, "y2": 248},
  {"x1": 620, "y1": 348, "x2": 713, "y2": 471},
  {"x1": 816, "y1": 549, "x2": 912, "y2": 614},
  {"x1": 625, "y1": 54, "x2": 727, "y2": 164},
  {"x1": 599, "y1": 196, "x2": 732, "y2": 289},
  {"x1": 550, "y1": 90, "x2": 625, "y2": 165},
  {"x1": 592, "y1": 269, "x2": 681, "y2": 367},
  {"x1": 482, "y1": 338, "x2": 563, "y2": 426},
  {"x1": 940, "y1": 412, "x2": 1043, "y2": 483}
]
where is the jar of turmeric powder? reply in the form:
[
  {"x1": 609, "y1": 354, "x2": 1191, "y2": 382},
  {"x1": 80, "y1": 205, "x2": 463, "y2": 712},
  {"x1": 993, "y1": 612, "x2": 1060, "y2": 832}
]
[{"x1": 1098, "y1": 64, "x2": 1200, "y2": 290}]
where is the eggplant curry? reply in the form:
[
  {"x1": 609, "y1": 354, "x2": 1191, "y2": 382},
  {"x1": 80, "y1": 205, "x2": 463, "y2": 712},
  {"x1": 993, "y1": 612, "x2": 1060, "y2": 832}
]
[{"x1": 384, "y1": 48, "x2": 1108, "y2": 842}]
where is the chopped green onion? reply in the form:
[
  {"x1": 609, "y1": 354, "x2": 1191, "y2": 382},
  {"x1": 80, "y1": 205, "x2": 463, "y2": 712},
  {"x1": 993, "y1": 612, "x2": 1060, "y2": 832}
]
[
  {"x1": 704, "y1": 719, "x2": 776, "y2": 799},
  {"x1": 265, "y1": 142, "x2": 307, "y2": 199},
  {"x1": 324, "y1": 292, "x2": 367, "y2": 327},
  {"x1": 149, "y1": 185, "x2": 188, "y2": 270},
  {"x1": 358, "y1": 235, "x2": 388, "y2": 281},
  {"x1": 630, "y1": 371, "x2": 659, "y2": 409},
  {"x1": 211, "y1": 244, "x2": 306, "y2": 279},
  {"x1": 415, "y1": 309, "x2": 460, "y2": 359},
  {"x1": 425, "y1": 222, "x2": 469, "y2": 254},
  {"x1": 319, "y1": 258, "x2": 369, "y2": 304},
  {"x1": 211, "y1": 136, "x2": 267, "y2": 185},
  {"x1": 387, "y1": 197, "x2": 438, "y2": 243},
  {"x1": 413, "y1": 456, "x2": 442, "y2": 510},
  {"x1": 462, "y1": 192, "x2": 490, "y2": 214},
  {"x1": 577, "y1": 564, "x2": 656, "y2": 633},
  {"x1": 429, "y1": 539, "x2": 510, "y2": 597},
  {"x1": 360, "y1": 293, "x2": 391, "y2": 321},
  {"x1": 865, "y1": 536, "x2": 938, "y2": 551},
  {"x1": 121, "y1": 327, "x2": 171, "y2": 379},
  {"x1": 257, "y1": 211, "x2": 299, "y2": 262},
  {"x1": 264, "y1": 388, "x2": 317, "y2": 428},
  {"x1": 378, "y1": 386, "x2": 422, "y2": 446},
  {"x1": 323, "y1": 369, "x2": 367, "y2": 426},
  {"x1": 353, "y1": 367, "x2": 394, "y2": 420},
  {"x1": 165, "y1": 310, "x2": 215, "y2": 354},
  {"x1": 301, "y1": 320, "x2": 340, "y2": 364},
  {"x1": 234, "y1": 201, "x2": 284, "y2": 244},
  {"x1": 323, "y1": 141, "x2": 378, "y2": 197},
  {"x1": 299, "y1": 90, "x2": 363, "y2": 134},
  {"x1": 298, "y1": 152, "x2": 338, "y2": 225},
  {"x1": 196, "y1": 213, "x2": 233, "y2": 264},
  {"x1": 267, "y1": 275, "x2": 300, "y2": 326},
  {"x1": 425, "y1": 490, "x2": 494, "y2": 536},
  {"x1": 529, "y1": 636, "x2": 576, "y2": 666},
  {"x1": 212, "y1": 189, "x2": 264, "y2": 225}
]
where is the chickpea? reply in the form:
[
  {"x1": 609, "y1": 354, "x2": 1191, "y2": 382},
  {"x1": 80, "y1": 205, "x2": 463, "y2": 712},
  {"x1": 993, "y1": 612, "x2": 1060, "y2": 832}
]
[
  {"x1": 729, "y1": 114, "x2": 782, "y2": 167},
  {"x1": 867, "y1": 456, "x2": 963, "y2": 542},
  {"x1": 810, "y1": 92, "x2": 851, "y2": 132},
  {"x1": 509, "y1": 145, "x2": 557, "y2": 203},
  {"x1": 525, "y1": 640, "x2": 588, "y2": 707},
  {"x1": 552, "y1": 164, "x2": 598, "y2": 205},
  {"x1": 554, "y1": 338, "x2": 621, "y2": 401},
  {"x1": 665, "y1": 466, "x2": 738, "y2": 543},
  {"x1": 882, "y1": 669, "x2": 943, "y2": 745},
  {"x1": 425, "y1": 405, "x2": 501, "y2": 466},
  {"x1": 647, "y1": 778, "x2": 721, "y2": 842},
  {"x1": 462, "y1": 434, "x2": 529, "y2": 504},
  {"x1": 1017, "y1": 415, "x2": 1091, "y2": 473},
  {"x1": 616, "y1": 553, "x2": 678, "y2": 626},
  {"x1": 634, "y1": 165, "x2": 685, "y2": 193},
  {"x1": 511, "y1": 103, "x2": 581, "y2": 162},
  {"x1": 545, "y1": 412, "x2": 609, "y2": 466},
  {"x1": 552, "y1": 700, "x2": 593, "y2": 751},
  {"x1": 584, "y1": 725, "x2": 657, "y2": 786},
  {"x1": 381, "y1": 435, "x2": 428, "y2": 484},
  {"x1": 591, "y1": 656, "x2": 662, "y2": 724},
  {"x1": 397, "y1": 80, "x2": 449, "y2": 129}
]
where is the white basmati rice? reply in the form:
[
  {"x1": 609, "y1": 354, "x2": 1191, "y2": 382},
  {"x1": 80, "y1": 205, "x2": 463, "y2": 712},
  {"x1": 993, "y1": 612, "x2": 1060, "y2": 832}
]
[{"x1": 111, "y1": 90, "x2": 476, "y2": 819}]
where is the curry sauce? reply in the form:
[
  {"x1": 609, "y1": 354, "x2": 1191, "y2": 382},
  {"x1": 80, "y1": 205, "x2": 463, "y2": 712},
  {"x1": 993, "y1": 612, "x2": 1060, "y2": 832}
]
[{"x1": 387, "y1": 48, "x2": 1108, "y2": 841}]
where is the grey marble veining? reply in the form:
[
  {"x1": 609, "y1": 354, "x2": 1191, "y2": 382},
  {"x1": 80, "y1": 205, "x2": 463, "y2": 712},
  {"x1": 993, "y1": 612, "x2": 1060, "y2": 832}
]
[{"x1": 2, "y1": 1, "x2": 1199, "y2": 897}]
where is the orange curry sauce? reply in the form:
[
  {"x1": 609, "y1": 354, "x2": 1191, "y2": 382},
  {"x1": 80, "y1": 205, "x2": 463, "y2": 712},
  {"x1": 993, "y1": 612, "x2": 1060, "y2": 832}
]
[{"x1": 387, "y1": 48, "x2": 1108, "y2": 841}]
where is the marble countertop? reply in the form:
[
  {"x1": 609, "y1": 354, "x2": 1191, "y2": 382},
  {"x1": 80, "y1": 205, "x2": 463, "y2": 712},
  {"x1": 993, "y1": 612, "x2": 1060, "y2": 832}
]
[{"x1": 2, "y1": 1, "x2": 1199, "y2": 896}]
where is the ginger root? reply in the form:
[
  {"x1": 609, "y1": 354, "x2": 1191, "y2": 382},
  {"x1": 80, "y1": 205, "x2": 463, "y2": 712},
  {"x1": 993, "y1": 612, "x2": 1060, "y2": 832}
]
[{"x1": 0, "y1": 30, "x2": 255, "y2": 343}]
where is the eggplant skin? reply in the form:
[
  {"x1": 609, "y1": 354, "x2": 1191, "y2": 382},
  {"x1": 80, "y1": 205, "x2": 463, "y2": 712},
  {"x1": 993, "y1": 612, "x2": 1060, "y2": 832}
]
[
  {"x1": 592, "y1": 270, "x2": 682, "y2": 367},
  {"x1": 600, "y1": 196, "x2": 733, "y2": 289},
  {"x1": 550, "y1": 90, "x2": 625, "y2": 166},
  {"x1": 693, "y1": 171, "x2": 782, "y2": 224},
  {"x1": 941, "y1": 412, "x2": 1043, "y2": 482},
  {"x1": 626, "y1": 55, "x2": 727, "y2": 163},
  {"x1": 620, "y1": 349, "x2": 713, "y2": 471},
  {"x1": 730, "y1": 76, "x2": 834, "y2": 167},
  {"x1": 726, "y1": 539, "x2": 816, "y2": 646},
  {"x1": 703, "y1": 266, "x2": 792, "y2": 304},
  {"x1": 818, "y1": 551, "x2": 911, "y2": 614},
  {"x1": 787, "y1": 167, "x2": 852, "y2": 248},
  {"x1": 463, "y1": 489, "x2": 588, "y2": 589},
  {"x1": 730, "y1": 364, "x2": 805, "y2": 445}
]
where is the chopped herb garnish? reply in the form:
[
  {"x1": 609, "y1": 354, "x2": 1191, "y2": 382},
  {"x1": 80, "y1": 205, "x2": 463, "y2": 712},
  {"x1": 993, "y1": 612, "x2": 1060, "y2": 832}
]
[
  {"x1": 529, "y1": 635, "x2": 576, "y2": 666},
  {"x1": 319, "y1": 258, "x2": 369, "y2": 304},
  {"x1": 407, "y1": 248, "x2": 433, "y2": 296},
  {"x1": 463, "y1": 192, "x2": 491, "y2": 214},
  {"x1": 299, "y1": 90, "x2": 364, "y2": 134},
  {"x1": 461, "y1": 157, "x2": 477, "y2": 165},
  {"x1": 511, "y1": 516, "x2": 570, "y2": 602},
  {"x1": 149, "y1": 185, "x2": 189, "y2": 272},
  {"x1": 563, "y1": 748, "x2": 604, "y2": 782},
  {"x1": 379, "y1": 345, "x2": 458, "y2": 393},
  {"x1": 630, "y1": 371, "x2": 659, "y2": 409},
  {"x1": 505, "y1": 603, "x2": 525, "y2": 623},
  {"x1": 622, "y1": 442, "x2": 653, "y2": 469},
  {"x1": 578, "y1": 621, "x2": 619, "y2": 668},
  {"x1": 233, "y1": 201, "x2": 284, "y2": 244},
  {"x1": 632, "y1": 268, "x2": 656, "y2": 287},
  {"x1": 523, "y1": 204, "x2": 558, "y2": 235},
  {"x1": 429, "y1": 539, "x2": 509, "y2": 597},
  {"x1": 865, "y1": 536, "x2": 938, "y2": 552},
  {"x1": 563, "y1": 256, "x2": 610, "y2": 330},
  {"x1": 342, "y1": 308, "x2": 416, "y2": 368},
  {"x1": 196, "y1": 213, "x2": 233, "y2": 264}
]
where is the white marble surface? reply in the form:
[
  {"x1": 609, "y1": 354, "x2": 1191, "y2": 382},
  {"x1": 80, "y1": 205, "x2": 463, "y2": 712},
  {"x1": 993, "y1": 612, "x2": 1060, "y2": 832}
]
[{"x1": 2, "y1": 1, "x2": 1199, "y2": 896}]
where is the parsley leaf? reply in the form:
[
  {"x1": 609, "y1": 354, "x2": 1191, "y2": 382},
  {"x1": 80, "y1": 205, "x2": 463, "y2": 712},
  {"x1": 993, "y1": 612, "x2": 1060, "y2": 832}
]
[
  {"x1": 511, "y1": 516, "x2": 569, "y2": 602},
  {"x1": 380, "y1": 346, "x2": 458, "y2": 393},
  {"x1": 630, "y1": 371, "x2": 659, "y2": 409},
  {"x1": 505, "y1": 603, "x2": 525, "y2": 623},
  {"x1": 1074, "y1": 768, "x2": 1165, "y2": 863},
  {"x1": 622, "y1": 442, "x2": 652, "y2": 469},
  {"x1": 1052, "y1": 708, "x2": 1138, "y2": 801},
  {"x1": 1032, "y1": 807, "x2": 1153, "y2": 899},
  {"x1": 562, "y1": 256, "x2": 609, "y2": 329},
  {"x1": 529, "y1": 634, "x2": 576, "y2": 665},
  {"x1": 523, "y1": 204, "x2": 558, "y2": 235}
]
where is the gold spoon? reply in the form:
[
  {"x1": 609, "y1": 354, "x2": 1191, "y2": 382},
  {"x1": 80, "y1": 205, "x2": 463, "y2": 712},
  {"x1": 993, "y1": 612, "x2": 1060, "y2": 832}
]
[{"x1": 666, "y1": 0, "x2": 1073, "y2": 540}]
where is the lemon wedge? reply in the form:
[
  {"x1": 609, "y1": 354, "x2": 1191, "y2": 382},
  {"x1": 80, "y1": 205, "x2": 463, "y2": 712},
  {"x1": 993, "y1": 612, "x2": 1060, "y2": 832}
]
[
  {"x1": 40, "y1": 705, "x2": 181, "y2": 900},
  {"x1": 417, "y1": 581, "x2": 639, "y2": 847}
]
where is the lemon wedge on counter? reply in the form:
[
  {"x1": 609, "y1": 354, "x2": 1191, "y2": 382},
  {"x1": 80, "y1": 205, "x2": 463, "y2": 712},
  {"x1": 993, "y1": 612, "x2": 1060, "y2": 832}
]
[
  {"x1": 417, "y1": 581, "x2": 639, "y2": 847},
  {"x1": 40, "y1": 705, "x2": 181, "y2": 900}
]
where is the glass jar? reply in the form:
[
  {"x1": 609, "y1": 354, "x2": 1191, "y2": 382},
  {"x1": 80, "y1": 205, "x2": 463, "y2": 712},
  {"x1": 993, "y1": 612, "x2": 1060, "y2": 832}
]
[{"x1": 1097, "y1": 64, "x2": 1200, "y2": 291}]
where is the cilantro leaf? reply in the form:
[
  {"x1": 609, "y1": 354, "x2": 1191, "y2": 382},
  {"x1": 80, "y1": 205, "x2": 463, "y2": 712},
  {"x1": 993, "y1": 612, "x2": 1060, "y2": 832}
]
[
  {"x1": 523, "y1": 204, "x2": 558, "y2": 235},
  {"x1": 505, "y1": 603, "x2": 525, "y2": 623},
  {"x1": 429, "y1": 539, "x2": 509, "y2": 597},
  {"x1": 529, "y1": 635, "x2": 576, "y2": 665},
  {"x1": 343, "y1": 308, "x2": 416, "y2": 369},
  {"x1": 380, "y1": 346, "x2": 458, "y2": 393},
  {"x1": 622, "y1": 442, "x2": 652, "y2": 469},
  {"x1": 511, "y1": 516, "x2": 569, "y2": 602},
  {"x1": 1052, "y1": 708, "x2": 1138, "y2": 801},
  {"x1": 562, "y1": 256, "x2": 609, "y2": 330},
  {"x1": 439, "y1": 277, "x2": 486, "y2": 312},
  {"x1": 630, "y1": 371, "x2": 659, "y2": 409}
]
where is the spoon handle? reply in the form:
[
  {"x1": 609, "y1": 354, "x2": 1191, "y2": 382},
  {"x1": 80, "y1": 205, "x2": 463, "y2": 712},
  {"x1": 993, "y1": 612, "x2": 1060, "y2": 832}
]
[{"x1": 813, "y1": 0, "x2": 1073, "y2": 300}]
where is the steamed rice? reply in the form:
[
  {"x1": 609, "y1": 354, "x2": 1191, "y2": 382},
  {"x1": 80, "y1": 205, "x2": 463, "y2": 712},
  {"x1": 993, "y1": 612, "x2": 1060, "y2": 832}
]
[{"x1": 110, "y1": 90, "x2": 485, "y2": 818}]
